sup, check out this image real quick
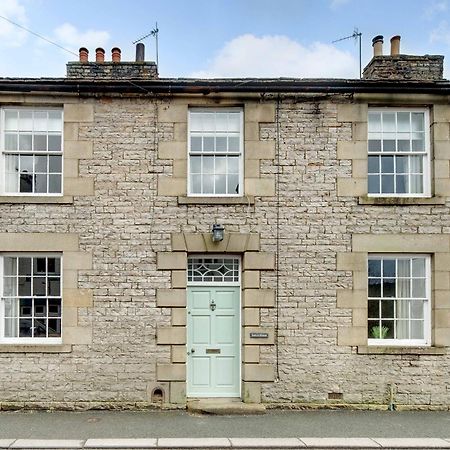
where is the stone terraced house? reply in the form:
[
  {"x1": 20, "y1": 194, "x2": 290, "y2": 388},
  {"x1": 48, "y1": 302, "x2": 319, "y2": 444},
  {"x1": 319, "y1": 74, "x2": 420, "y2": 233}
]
[{"x1": 0, "y1": 35, "x2": 449, "y2": 410}]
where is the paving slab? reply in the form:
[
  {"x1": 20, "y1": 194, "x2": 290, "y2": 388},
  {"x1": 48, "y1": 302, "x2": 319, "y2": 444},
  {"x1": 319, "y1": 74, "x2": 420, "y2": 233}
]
[
  {"x1": 373, "y1": 438, "x2": 450, "y2": 448},
  {"x1": 229, "y1": 437, "x2": 305, "y2": 448},
  {"x1": 300, "y1": 438, "x2": 380, "y2": 448},
  {"x1": 0, "y1": 440, "x2": 15, "y2": 449},
  {"x1": 10, "y1": 439, "x2": 84, "y2": 449},
  {"x1": 157, "y1": 438, "x2": 231, "y2": 448},
  {"x1": 84, "y1": 438, "x2": 157, "y2": 448}
]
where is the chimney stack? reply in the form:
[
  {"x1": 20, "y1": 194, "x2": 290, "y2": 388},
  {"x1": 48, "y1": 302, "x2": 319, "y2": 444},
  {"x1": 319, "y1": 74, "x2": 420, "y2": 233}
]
[
  {"x1": 390, "y1": 35, "x2": 401, "y2": 56},
  {"x1": 79, "y1": 47, "x2": 89, "y2": 62},
  {"x1": 372, "y1": 35, "x2": 384, "y2": 57},
  {"x1": 136, "y1": 43, "x2": 145, "y2": 62},
  {"x1": 111, "y1": 47, "x2": 121, "y2": 63},
  {"x1": 95, "y1": 47, "x2": 105, "y2": 63}
]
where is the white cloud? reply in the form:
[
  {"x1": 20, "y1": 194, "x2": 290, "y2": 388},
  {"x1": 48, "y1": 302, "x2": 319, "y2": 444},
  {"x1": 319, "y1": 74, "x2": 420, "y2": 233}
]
[
  {"x1": 0, "y1": 0, "x2": 28, "y2": 47},
  {"x1": 330, "y1": 0, "x2": 351, "y2": 9},
  {"x1": 190, "y1": 34, "x2": 358, "y2": 79},
  {"x1": 424, "y1": 0, "x2": 447, "y2": 19},
  {"x1": 430, "y1": 20, "x2": 450, "y2": 45},
  {"x1": 54, "y1": 23, "x2": 110, "y2": 53}
]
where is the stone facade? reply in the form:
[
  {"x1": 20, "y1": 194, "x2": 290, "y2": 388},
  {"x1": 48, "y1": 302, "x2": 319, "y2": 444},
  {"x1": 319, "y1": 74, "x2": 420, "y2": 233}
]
[{"x1": 0, "y1": 56, "x2": 449, "y2": 410}]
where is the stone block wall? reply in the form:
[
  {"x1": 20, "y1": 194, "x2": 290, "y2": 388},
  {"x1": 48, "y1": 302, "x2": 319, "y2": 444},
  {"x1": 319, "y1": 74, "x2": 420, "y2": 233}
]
[{"x1": 0, "y1": 91, "x2": 449, "y2": 409}]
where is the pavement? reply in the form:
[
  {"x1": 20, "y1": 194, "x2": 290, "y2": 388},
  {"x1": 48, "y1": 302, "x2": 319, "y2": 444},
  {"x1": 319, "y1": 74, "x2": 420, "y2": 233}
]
[{"x1": 0, "y1": 409, "x2": 449, "y2": 449}]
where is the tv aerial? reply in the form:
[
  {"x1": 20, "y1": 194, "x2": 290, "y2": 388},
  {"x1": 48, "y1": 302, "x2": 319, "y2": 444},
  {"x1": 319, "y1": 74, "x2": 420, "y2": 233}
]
[
  {"x1": 133, "y1": 22, "x2": 159, "y2": 69},
  {"x1": 332, "y1": 28, "x2": 362, "y2": 78}
]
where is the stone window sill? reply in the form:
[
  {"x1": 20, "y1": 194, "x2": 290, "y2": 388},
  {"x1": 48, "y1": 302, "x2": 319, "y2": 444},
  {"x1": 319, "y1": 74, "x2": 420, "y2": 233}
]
[
  {"x1": 358, "y1": 196, "x2": 445, "y2": 206},
  {"x1": 357, "y1": 346, "x2": 446, "y2": 355},
  {"x1": 178, "y1": 196, "x2": 255, "y2": 205},
  {"x1": 0, "y1": 196, "x2": 74, "y2": 204}
]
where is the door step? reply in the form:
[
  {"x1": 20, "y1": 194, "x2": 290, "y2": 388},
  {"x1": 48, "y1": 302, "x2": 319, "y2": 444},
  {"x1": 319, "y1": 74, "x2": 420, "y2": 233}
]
[{"x1": 187, "y1": 399, "x2": 266, "y2": 415}]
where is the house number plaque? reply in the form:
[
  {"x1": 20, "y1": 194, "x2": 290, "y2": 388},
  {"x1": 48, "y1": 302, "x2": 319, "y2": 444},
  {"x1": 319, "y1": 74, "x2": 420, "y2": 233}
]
[{"x1": 250, "y1": 332, "x2": 269, "y2": 339}]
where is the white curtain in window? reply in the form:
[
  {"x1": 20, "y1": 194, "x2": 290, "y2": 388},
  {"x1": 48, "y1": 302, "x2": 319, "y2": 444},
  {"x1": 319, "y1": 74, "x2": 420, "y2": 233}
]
[
  {"x1": 410, "y1": 156, "x2": 423, "y2": 193},
  {"x1": 5, "y1": 155, "x2": 18, "y2": 193},
  {"x1": 396, "y1": 259, "x2": 410, "y2": 339},
  {"x1": 4, "y1": 299, "x2": 18, "y2": 337},
  {"x1": 411, "y1": 257, "x2": 426, "y2": 339}
]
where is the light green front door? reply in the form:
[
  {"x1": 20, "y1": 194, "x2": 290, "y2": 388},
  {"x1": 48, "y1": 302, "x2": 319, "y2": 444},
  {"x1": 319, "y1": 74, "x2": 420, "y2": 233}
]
[{"x1": 187, "y1": 286, "x2": 240, "y2": 397}]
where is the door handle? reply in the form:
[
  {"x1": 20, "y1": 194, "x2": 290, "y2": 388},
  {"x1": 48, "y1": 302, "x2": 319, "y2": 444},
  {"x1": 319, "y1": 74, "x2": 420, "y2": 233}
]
[
  {"x1": 187, "y1": 348, "x2": 195, "y2": 355},
  {"x1": 210, "y1": 300, "x2": 216, "y2": 311}
]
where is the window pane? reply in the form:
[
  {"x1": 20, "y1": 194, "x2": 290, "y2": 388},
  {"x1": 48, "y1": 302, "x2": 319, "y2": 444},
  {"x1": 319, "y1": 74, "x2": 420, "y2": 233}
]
[
  {"x1": 19, "y1": 111, "x2": 33, "y2": 131},
  {"x1": 4, "y1": 318, "x2": 18, "y2": 337},
  {"x1": 35, "y1": 174, "x2": 48, "y2": 194},
  {"x1": 5, "y1": 133, "x2": 18, "y2": 151},
  {"x1": 396, "y1": 175, "x2": 408, "y2": 194},
  {"x1": 34, "y1": 134, "x2": 47, "y2": 151},
  {"x1": 4, "y1": 110, "x2": 18, "y2": 130},
  {"x1": 48, "y1": 175, "x2": 61, "y2": 194},
  {"x1": 381, "y1": 175, "x2": 394, "y2": 193},
  {"x1": 368, "y1": 139, "x2": 381, "y2": 152},
  {"x1": 228, "y1": 156, "x2": 239, "y2": 174},
  {"x1": 396, "y1": 156, "x2": 408, "y2": 173},
  {"x1": 48, "y1": 135, "x2": 61, "y2": 152},
  {"x1": 203, "y1": 175, "x2": 214, "y2": 194},
  {"x1": 48, "y1": 277, "x2": 60, "y2": 296},
  {"x1": 4, "y1": 257, "x2": 17, "y2": 276},
  {"x1": 382, "y1": 139, "x2": 396, "y2": 152},
  {"x1": 20, "y1": 155, "x2": 33, "y2": 173},
  {"x1": 203, "y1": 136, "x2": 214, "y2": 152},
  {"x1": 228, "y1": 136, "x2": 240, "y2": 152},
  {"x1": 3, "y1": 277, "x2": 17, "y2": 296},
  {"x1": 227, "y1": 175, "x2": 239, "y2": 194},
  {"x1": 48, "y1": 299, "x2": 62, "y2": 317},
  {"x1": 18, "y1": 277, "x2": 32, "y2": 297},
  {"x1": 34, "y1": 318, "x2": 47, "y2": 337},
  {"x1": 203, "y1": 156, "x2": 214, "y2": 174},
  {"x1": 190, "y1": 136, "x2": 202, "y2": 152},
  {"x1": 215, "y1": 157, "x2": 226, "y2": 174},
  {"x1": 411, "y1": 301, "x2": 424, "y2": 319},
  {"x1": 368, "y1": 300, "x2": 379, "y2": 318},
  {"x1": 368, "y1": 278, "x2": 381, "y2": 297},
  {"x1": 20, "y1": 298, "x2": 32, "y2": 316},
  {"x1": 397, "y1": 112, "x2": 410, "y2": 132},
  {"x1": 18, "y1": 258, "x2": 31, "y2": 275},
  {"x1": 227, "y1": 113, "x2": 241, "y2": 132},
  {"x1": 48, "y1": 111, "x2": 62, "y2": 131},
  {"x1": 410, "y1": 320, "x2": 424, "y2": 339},
  {"x1": 190, "y1": 156, "x2": 201, "y2": 174},
  {"x1": 215, "y1": 114, "x2": 228, "y2": 131},
  {"x1": 412, "y1": 279, "x2": 426, "y2": 298},
  {"x1": 33, "y1": 277, "x2": 46, "y2": 296},
  {"x1": 381, "y1": 156, "x2": 394, "y2": 173},
  {"x1": 215, "y1": 175, "x2": 226, "y2": 194},
  {"x1": 383, "y1": 259, "x2": 396, "y2": 277},
  {"x1": 368, "y1": 156, "x2": 379, "y2": 174},
  {"x1": 412, "y1": 258, "x2": 426, "y2": 277},
  {"x1": 368, "y1": 175, "x2": 380, "y2": 194},
  {"x1": 189, "y1": 113, "x2": 203, "y2": 131},
  {"x1": 397, "y1": 138, "x2": 411, "y2": 152},
  {"x1": 19, "y1": 134, "x2": 32, "y2": 151},
  {"x1": 410, "y1": 175, "x2": 423, "y2": 194},
  {"x1": 383, "y1": 279, "x2": 395, "y2": 297},
  {"x1": 19, "y1": 318, "x2": 32, "y2": 337},
  {"x1": 48, "y1": 318, "x2": 61, "y2": 337},
  {"x1": 35, "y1": 155, "x2": 48, "y2": 172},
  {"x1": 383, "y1": 113, "x2": 396, "y2": 132},
  {"x1": 411, "y1": 113, "x2": 424, "y2": 131},
  {"x1": 368, "y1": 259, "x2": 381, "y2": 277},
  {"x1": 381, "y1": 299, "x2": 394, "y2": 317},
  {"x1": 34, "y1": 299, "x2": 46, "y2": 317},
  {"x1": 368, "y1": 112, "x2": 381, "y2": 132},
  {"x1": 190, "y1": 174, "x2": 201, "y2": 193},
  {"x1": 34, "y1": 112, "x2": 47, "y2": 132},
  {"x1": 216, "y1": 136, "x2": 227, "y2": 152}
]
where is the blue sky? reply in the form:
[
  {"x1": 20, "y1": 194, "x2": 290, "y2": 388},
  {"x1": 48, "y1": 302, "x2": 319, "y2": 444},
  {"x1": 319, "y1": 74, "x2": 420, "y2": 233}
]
[{"x1": 0, "y1": 0, "x2": 449, "y2": 79}]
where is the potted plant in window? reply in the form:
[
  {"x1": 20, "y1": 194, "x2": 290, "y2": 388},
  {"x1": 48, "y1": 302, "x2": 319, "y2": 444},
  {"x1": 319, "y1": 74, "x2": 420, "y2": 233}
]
[{"x1": 370, "y1": 325, "x2": 389, "y2": 339}]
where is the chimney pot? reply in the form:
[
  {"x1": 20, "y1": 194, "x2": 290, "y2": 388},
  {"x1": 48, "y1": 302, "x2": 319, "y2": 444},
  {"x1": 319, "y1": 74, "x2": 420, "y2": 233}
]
[
  {"x1": 136, "y1": 43, "x2": 145, "y2": 62},
  {"x1": 390, "y1": 35, "x2": 401, "y2": 56},
  {"x1": 79, "y1": 47, "x2": 89, "y2": 63},
  {"x1": 95, "y1": 47, "x2": 105, "y2": 63},
  {"x1": 111, "y1": 47, "x2": 121, "y2": 63},
  {"x1": 372, "y1": 35, "x2": 384, "y2": 57}
]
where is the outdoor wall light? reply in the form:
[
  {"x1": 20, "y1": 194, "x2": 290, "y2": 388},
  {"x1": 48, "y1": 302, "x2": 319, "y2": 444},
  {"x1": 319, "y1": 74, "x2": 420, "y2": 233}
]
[{"x1": 211, "y1": 224, "x2": 224, "y2": 242}]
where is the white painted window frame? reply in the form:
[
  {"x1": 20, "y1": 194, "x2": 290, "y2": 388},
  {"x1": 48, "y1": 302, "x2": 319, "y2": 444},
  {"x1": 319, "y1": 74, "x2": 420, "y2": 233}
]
[
  {"x1": 367, "y1": 107, "x2": 430, "y2": 198},
  {"x1": 367, "y1": 253, "x2": 431, "y2": 347},
  {"x1": 0, "y1": 107, "x2": 64, "y2": 197},
  {"x1": 187, "y1": 108, "x2": 244, "y2": 197},
  {"x1": 0, "y1": 252, "x2": 63, "y2": 344}
]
